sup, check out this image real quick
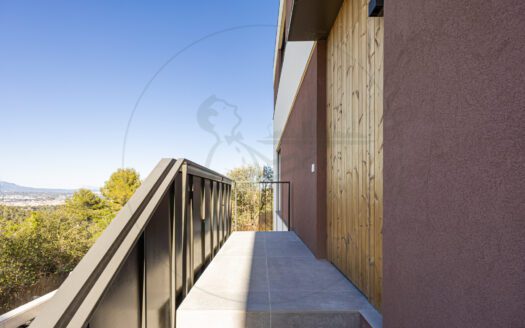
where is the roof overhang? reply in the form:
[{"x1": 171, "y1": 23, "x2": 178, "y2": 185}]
[{"x1": 287, "y1": 0, "x2": 344, "y2": 41}]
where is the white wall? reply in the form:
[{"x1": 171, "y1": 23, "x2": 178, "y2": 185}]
[{"x1": 273, "y1": 41, "x2": 315, "y2": 150}]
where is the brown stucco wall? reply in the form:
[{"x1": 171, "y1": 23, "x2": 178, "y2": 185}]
[
  {"x1": 383, "y1": 1, "x2": 525, "y2": 327},
  {"x1": 279, "y1": 41, "x2": 327, "y2": 258}
]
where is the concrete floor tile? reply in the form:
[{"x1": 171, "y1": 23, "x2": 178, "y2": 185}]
[
  {"x1": 267, "y1": 257, "x2": 356, "y2": 292},
  {"x1": 265, "y1": 241, "x2": 314, "y2": 258},
  {"x1": 196, "y1": 256, "x2": 268, "y2": 293},
  {"x1": 270, "y1": 291, "x2": 368, "y2": 312},
  {"x1": 177, "y1": 310, "x2": 270, "y2": 328},
  {"x1": 179, "y1": 288, "x2": 269, "y2": 311},
  {"x1": 271, "y1": 312, "x2": 362, "y2": 328}
]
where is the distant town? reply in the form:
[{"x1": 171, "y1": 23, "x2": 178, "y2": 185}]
[
  {"x1": 0, "y1": 192, "x2": 72, "y2": 207},
  {"x1": 0, "y1": 181, "x2": 98, "y2": 207}
]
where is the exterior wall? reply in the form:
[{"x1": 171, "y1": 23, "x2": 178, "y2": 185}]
[
  {"x1": 326, "y1": 0, "x2": 383, "y2": 309},
  {"x1": 383, "y1": 1, "x2": 525, "y2": 327},
  {"x1": 273, "y1": 40, "x2": 315, "y2": 232},
  {"x1": 278, "y1": 42, "x2": 327, "y2": 258}
]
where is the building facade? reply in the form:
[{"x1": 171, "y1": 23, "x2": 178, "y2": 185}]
[{"x1": 273, "y1": 0, "x2": 525, "y2": 327}]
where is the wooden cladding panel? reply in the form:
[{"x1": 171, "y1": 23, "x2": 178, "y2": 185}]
[{"x1": 327, "y1": 0, "x2": 383, "y2": 309}]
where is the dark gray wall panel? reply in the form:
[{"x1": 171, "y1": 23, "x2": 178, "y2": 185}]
[
  {"x1": 145, "y1": 194, "x2": 171, "y2": 327},
  {"x1": 89, "y1": 243, "x2": 142, "y2": 328}
]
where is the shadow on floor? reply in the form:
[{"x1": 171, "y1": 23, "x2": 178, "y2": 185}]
[{"x1": 177, "y1": 231, "x2": 382, "y2": 328}]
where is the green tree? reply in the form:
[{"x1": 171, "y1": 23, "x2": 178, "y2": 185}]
[
  {"x1": 227, "y1": 165, "x2": 273, "y2": 231},
  {"x1": 66, "y1": 189, "x2": 103, "y2": 210},
  {"x1": 64, "y1": 189, "x2": 113, "y2": 238},
  {"x1": 101, "y1": 168, "x2": 141, "y2": 210}
]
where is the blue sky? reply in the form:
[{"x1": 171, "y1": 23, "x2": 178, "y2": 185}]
[{"x1": 0, "y1": 1, "x2": 278, "y2": 189}]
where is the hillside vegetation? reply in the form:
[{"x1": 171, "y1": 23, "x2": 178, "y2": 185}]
[{"x1": 0, "y1": 169, "x2": 141, "y2": 313}]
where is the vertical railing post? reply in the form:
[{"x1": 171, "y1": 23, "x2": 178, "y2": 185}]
[
  {"x1": 225, "y1": 184, "x2": 230, "y2": 237},
  {"x1": 216, "y1": 181, "x2": 220, "y2": 248},
  {"x1": 218, "y1": 183, "x2": 223, "y2": 246},
  {"x1": 140, "y1": 235, "x2": 146, "y2": 328},
  {"x1": 210, "y1": 181, "x2": 215, "y2": 257},
  {"x1": 223, "y1": 183, "x2": 228, "y2": 237},
  {"x1": 169, "y1": 182, "x2": 176, "y2": 328},
  {"x1": 234, "y1": 183, "x2": 237, "y2": 232},
  {"x1": 181, "y1": 163, "x2": 195, "y2": 297},
  {"x1": 228, "y1": 185, "x2": 232, "y2": 236},
  {"x1": 200, "y1": 178, "x2": 206, "y2": 266},
  {"x1": 226, "y1": 185, "x2": 232, "y2": 237},
  {"x1": 222, "y1": 183, "x2": 225, "y2": 243},
  {"x1": 224, "y1": 184, "x2": 229, "y2": 238},
  {"x1": 187, "y1": 174, "x2": 194, "y2": 291},
  {"x1": 180, "y1": 163, "x2": 188, "y2": 297}
]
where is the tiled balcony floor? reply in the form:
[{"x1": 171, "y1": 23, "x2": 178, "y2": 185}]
[{"x1": 177, "y1": 231, "x2": 382, "y2": 328}]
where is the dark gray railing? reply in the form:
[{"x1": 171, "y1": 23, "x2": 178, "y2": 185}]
[{"x1": 25, "y1": 158, "x2": 232, "y2": 328}]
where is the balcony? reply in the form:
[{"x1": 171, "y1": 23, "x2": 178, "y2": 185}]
[
  {"x1": 0, "y1": 159, "x2": 380, "y2": 328},
  {"x1": 178, "y1": 231, "x2": 380, "y2": 327}
]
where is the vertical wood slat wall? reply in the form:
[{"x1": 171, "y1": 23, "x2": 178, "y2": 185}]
[{"x1": 326, "y1": 0, "x2": 383, "y2": 309}]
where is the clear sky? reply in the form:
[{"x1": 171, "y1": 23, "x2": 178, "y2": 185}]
[{"x1": 0, "y1": 1, "x2": 278, "y2": 189}]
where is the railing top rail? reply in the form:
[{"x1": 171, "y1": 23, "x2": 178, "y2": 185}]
[
  {"x1": 183, "y1": 159, "x2": 233, "y2": 184},
  {"x1": 28, "y1": 158, "x2": 231, "y2": 328}
]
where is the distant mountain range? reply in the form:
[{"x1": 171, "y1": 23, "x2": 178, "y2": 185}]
[{"x1": 0, "y1": 181, "x2": 79, "y2": 194}]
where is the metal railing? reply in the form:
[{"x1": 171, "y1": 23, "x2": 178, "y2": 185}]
[{"x1": 21, "y1": 158, "x2": 233, "y2": 328}]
